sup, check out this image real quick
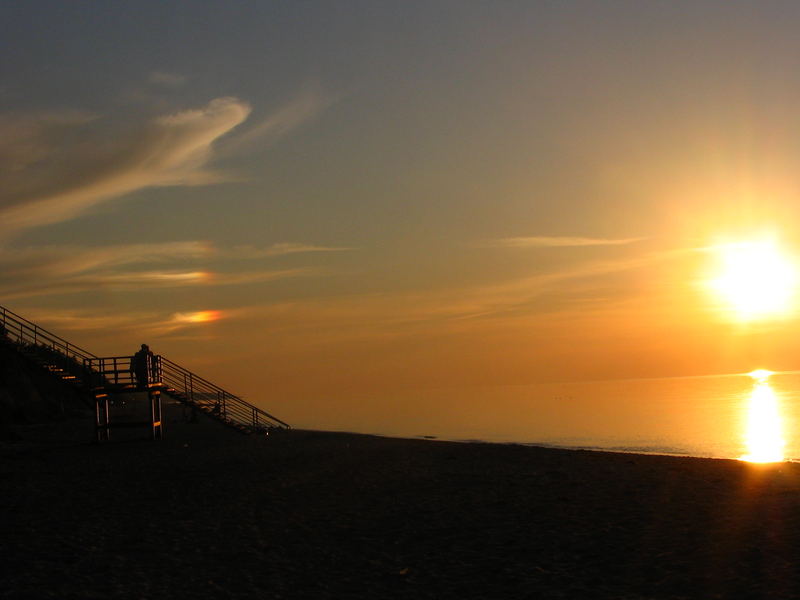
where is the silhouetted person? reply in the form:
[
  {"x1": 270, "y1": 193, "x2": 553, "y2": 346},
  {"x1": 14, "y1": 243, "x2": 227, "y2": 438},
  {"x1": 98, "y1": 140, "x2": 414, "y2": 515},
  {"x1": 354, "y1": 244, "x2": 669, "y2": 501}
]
[{"x1": 131, "y1": 343, "x2": 153, "y2": 389}]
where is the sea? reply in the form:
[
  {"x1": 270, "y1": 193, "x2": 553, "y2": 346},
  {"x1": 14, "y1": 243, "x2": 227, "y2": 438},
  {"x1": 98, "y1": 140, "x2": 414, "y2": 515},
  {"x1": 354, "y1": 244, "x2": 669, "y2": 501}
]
[{"x1": 342, "y1": 370, "x2": 800, "y2": 461}]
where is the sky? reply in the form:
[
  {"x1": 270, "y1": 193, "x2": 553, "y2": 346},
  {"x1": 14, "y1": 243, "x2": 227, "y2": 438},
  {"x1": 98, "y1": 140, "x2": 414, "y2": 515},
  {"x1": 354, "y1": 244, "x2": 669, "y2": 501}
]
[{"x1": 5, "y1": 1, "x2": 800, "y2": 431}]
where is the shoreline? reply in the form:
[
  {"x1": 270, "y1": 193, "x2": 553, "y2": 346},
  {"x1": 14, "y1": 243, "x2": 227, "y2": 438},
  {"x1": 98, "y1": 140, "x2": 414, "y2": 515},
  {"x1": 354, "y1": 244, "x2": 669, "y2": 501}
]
[{"x1": 310, "y1": 427, "x2": 766, "y2": 463}]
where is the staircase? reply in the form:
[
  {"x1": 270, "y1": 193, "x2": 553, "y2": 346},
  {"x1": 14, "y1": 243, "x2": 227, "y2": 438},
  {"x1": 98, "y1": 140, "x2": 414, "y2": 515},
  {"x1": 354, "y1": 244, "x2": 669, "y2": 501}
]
[{"x1": 0, "y1": 305, "x2": 290, "y2": 434}]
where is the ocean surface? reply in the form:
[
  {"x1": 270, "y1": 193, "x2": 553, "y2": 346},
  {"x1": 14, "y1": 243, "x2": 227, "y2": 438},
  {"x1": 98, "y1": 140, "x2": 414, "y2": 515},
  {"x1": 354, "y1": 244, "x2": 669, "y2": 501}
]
[{"x1": 343, "y1": 370, "x2": 800, "y2": 461}]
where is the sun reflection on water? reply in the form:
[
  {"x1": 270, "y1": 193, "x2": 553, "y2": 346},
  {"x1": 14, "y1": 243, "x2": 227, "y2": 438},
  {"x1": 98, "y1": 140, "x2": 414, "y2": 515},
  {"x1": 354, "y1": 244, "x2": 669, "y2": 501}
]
[{"x1": 739, "y1": 370, "x2": 785, "y2": 463}]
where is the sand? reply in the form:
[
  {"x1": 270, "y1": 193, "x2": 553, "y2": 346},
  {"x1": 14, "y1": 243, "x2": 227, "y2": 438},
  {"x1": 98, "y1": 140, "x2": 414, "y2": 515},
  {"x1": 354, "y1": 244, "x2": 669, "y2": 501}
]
[{"x1": 3, "y1": 412, "x2": 800, "y2": 599}]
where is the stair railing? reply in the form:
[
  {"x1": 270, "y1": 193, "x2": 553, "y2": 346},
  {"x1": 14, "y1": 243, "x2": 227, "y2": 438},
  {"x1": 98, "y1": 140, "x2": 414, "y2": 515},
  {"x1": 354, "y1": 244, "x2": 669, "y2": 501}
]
[
  {"x1": 1, "y1": 305, "x2": 97, "y2": 362},
  {"x1": 159, "y1": 356, "x2": 290, "y2": 431},
  {"x1": 1, "y1": 304, "x2": 99, "y2": 384}
]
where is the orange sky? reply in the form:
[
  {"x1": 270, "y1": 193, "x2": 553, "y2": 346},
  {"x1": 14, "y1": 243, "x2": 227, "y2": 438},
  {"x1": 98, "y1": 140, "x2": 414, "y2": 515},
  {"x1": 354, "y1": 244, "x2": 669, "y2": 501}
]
[{"x1": 5, "y1": 3, "x2": 800, "y2": 429}]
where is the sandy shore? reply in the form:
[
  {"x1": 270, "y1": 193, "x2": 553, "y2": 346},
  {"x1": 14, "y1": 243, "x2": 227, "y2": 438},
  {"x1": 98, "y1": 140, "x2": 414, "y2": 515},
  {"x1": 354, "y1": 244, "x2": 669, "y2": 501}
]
[{"x1": 3, "y1": 412, "x2": 800, "y2": 599}]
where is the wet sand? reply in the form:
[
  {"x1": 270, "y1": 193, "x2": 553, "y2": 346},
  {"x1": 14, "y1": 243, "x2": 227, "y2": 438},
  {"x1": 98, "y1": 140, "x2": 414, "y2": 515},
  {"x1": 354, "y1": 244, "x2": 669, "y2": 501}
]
[{"x1": 3, "y1": 412, "x2": 800, "y2": 599}]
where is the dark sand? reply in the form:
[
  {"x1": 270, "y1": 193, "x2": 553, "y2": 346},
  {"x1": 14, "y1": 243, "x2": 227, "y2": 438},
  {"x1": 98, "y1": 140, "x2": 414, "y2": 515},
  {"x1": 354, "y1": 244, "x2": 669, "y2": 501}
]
[{"x1": 3, "y1": 411, "x2": 800, "y2": 599}]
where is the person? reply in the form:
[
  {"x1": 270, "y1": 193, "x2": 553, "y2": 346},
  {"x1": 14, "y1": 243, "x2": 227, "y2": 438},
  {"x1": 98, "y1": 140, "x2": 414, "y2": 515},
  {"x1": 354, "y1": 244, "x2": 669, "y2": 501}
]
[{"x1": 131, "y1": 343, "x2": 153, "y2": 389}]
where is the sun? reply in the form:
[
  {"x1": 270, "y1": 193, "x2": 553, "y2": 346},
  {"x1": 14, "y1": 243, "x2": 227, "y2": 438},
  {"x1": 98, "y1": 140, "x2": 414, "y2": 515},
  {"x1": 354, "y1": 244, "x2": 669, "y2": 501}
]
[{"x1": 708, "y1": 238, "x2": 799, "y2": 321}]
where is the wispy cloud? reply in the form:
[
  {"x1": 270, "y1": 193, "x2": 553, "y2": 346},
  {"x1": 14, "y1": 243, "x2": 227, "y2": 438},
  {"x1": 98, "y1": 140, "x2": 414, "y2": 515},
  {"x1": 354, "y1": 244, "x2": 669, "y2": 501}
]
[
  {"x1": 0, "y1": 240, "x2": 321, "y2": 300},
  {"x1": 0, "y1": 111, "x2": 97, "y2": 173},
  {"x1": 0, "y1": 242, "x2": 211, "y2": 280},
  {"x1": 0, "y1": 271, "x2": 209, "y2": 300},
  {"x1": 15, "y1": 309, "x2": 152, "y2": 333},
  {"x1": 148, "y1": 71, "x2": 187, "y2": 88},
  {"x1": 490, "y1": 236, "x2": 646, "y2": 248},
  {"x1": 219, "y1": 243, "x2": 353, "y2": 259},
  {"x1": 0, "y1": 240, "x2": 344, "y2": 283},
  {"x1": 446, "y1": 253, "x2": 662, "y2": 321},
  {"x1": 0, "y1": 85, "x2": 336, "y2": 238},
  {"x1": 0, "y1": 267, "x2": 311, "y2": 301},
  {"x1": 19, "y1": 307, "x2": 227, "y2": 339},
  {"x1": 0, "y1": 97, "x2": 250, "y2": 235},
  {"x1": 223, "y1": 249, "x2": 675, "y2": 345},
  {"x1": 208, "y1": 268, "x2": 316, "y2": 286},
  {"x1": 222, "y1": 85, "x2": 337, "y2": 153},
  {"x1": 17, "y1": 244, "x2": 692, "y2": 358}
]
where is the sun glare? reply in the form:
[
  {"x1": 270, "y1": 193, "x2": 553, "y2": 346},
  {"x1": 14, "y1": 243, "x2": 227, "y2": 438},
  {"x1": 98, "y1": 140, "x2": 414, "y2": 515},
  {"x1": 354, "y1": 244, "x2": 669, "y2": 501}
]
[
  {"x1": 740, "y1": 370, "x2": 785, "y2": 463},
  {"x1": 748, "y1": 369, "x2": 774, "y2": 380},
  {"x1": 708, "y1": 239, "x2": 798, "y2": 321}
]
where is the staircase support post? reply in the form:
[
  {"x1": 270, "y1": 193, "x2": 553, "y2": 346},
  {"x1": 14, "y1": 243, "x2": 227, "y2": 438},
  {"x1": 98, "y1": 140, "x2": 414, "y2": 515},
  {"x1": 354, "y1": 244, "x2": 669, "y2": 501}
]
[
  {"x1": 95, "y1": 392, "x2": 110, "y2": 442},
  {"x1": 149, "y1": 388, "x2": 163, "y2": 440}
]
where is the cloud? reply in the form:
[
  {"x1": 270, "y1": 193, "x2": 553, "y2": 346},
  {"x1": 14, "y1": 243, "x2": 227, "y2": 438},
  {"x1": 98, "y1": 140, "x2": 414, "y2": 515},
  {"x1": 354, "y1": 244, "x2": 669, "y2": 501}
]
[
  {"x1": 0, "y1": 271, "x2": 210, "y2": 300},
  {"x1": 219, "y1": 243, "x2": 353, "y2": 259},
  {"x1": 0, "y1": 86, "x2": 336, "y2": 237},
  {"x1": 219, "y1": 247, "x2": 684, "y2": 349},
  {"x1": 0, "y1": 242, "x2": 211, "y2": 279},
  {"x1": 208, "y1": 268, "x2": 316, "y2": 286},
  {"x1": 229, "y1": 256, "x2": 639, "y2": 328},
  {"x1": 0, "y1": 240, "x2": 343, "y2": 284},
  {"x1": 148, "y1": 71, "x2": 187, "y2": 87},
  {"x1": 13, "y1": 243, "x2": 692, "y2": 359},
  {"x1": 0, "y1": 97, "x2": 251, "y2": 235},
  {"x1": 222, "y1": 85, "x2": 336, "y2": 153},
  {"x1": 0, "y1": 111, "x2": 97, "y2": 173},
  {"x1": 490, "y1": 236, "x2": 646, "y2": 248},
  {"x1": 16, "y1": 307, "x2": 226, "y2": 339},
  {"x1": 0, "y1": 267, "x2": 311, "y2": 301},
  {"x1": 0, "y1": 240, "x2": 320, "y2": 300}
]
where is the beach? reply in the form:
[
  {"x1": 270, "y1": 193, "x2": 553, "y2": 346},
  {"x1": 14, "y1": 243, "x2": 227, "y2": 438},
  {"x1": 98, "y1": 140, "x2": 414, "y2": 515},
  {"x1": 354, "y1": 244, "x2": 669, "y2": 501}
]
[{"x1": 3, "y1": 413, "x2": 800, "y2": 599}]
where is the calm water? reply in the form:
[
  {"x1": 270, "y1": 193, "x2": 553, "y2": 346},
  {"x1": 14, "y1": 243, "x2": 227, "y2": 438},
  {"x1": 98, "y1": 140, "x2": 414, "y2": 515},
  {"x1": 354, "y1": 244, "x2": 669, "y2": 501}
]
[{"x1": 344, "y1": 371, "x2": 800, "y2": 460}]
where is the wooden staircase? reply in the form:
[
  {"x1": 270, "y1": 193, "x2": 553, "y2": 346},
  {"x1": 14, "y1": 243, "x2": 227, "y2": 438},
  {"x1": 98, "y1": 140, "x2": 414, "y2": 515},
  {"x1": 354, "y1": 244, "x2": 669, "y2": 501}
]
[{"x1": 0, "y1": 305, "x2": 290, "y2": 434}]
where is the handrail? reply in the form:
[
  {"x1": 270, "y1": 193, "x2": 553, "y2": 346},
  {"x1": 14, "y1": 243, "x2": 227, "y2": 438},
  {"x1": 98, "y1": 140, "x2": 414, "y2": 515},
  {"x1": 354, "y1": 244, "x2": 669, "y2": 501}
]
[
  {"x1": 159, "y1": 356, "x2": 290, "y2": 430},
  {"x1": 85, "y1": 355, "x2": 161, "y2": 388},
  {"x1": 1, "y1": 304, "x2": 97, "y2": 362}
]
